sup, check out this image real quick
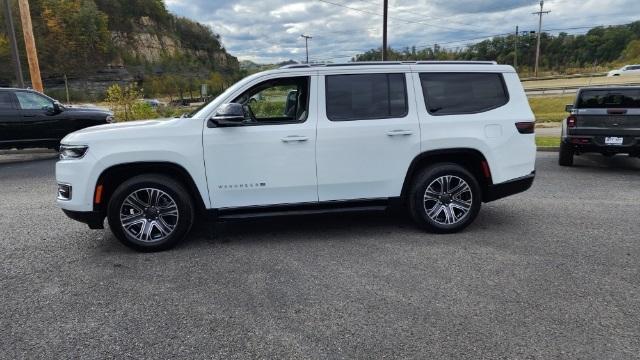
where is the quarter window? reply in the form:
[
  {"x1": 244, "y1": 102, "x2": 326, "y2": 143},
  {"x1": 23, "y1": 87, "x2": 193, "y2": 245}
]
[
  {"x1": 326, "y1": 73, "x2": 408, "y2": 121},
  {"x1": 420, "y1": 73, "x2": 508, "y2": 116}
]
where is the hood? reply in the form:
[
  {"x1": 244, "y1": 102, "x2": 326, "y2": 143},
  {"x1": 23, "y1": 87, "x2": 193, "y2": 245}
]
[
  {"x1": 64, "y1": 104, "x2": 111, "y2": 114},
  {"x1": 61, "y1": 118, "x2": 182, "y2": 144}
]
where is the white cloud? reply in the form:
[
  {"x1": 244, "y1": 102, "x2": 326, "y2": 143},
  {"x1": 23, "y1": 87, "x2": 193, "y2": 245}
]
[{"x1": 165, "y1": 0, "x2": 640, "y2": 64}]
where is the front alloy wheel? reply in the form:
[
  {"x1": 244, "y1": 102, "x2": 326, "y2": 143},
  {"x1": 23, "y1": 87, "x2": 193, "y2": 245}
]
[
  {"x1": 409, "y1": 163, "x2": 481, "y2": 233},
  {"x1": 120, "y1": 188, "x2": 179, "y2": 242},
  {"x1": 108, "y1": 174, "x2": 194, "y2": 251}
]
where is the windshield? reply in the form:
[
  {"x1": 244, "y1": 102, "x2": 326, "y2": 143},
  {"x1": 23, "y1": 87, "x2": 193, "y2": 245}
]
[{"x1": 577, "y1": 89, "x2": 640, "y2": 108}]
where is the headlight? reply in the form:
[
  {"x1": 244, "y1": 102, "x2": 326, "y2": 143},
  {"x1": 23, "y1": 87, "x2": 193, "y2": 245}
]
[
  {"x1": 106, "y1": 115, "x2": 115, "y2": 123},
  {"x1": 59, "y1": 145, "x2": 89, "y2": 160}
]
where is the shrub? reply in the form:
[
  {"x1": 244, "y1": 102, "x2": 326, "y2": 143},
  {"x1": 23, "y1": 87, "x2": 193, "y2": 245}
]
[{"x1": 105, "y1": 83, "x2": 158, "y2": 121}]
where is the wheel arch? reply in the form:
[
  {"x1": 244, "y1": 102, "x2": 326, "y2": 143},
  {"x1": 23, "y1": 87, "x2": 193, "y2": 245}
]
[
  {"x1": 401, "y1": 148, "x2": 493, "y2": 202},
  {"x1": 93, "y1": 162, "x2": 207, "y2": 214}
]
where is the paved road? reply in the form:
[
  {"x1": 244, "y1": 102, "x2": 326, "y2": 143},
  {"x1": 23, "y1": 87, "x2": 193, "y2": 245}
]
[{"x1": 1, "y1": 153, "x2": 639, "y2": 359}]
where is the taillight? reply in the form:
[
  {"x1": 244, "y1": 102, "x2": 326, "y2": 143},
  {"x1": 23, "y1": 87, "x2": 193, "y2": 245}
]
[
  {"x1": 567, "y1": 115, "x2": 577, "y2": 128},
  {"x1": 515, "y1": 122, "x2": 535, "y2": 134}
]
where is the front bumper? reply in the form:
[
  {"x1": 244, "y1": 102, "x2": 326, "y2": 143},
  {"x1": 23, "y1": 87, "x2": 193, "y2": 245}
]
[
  {"x1": 62, "y1": 210, "x2": 105, "y2": 229},
  {"x1": 484, "y1": 171, "x2": 535, "y2": 202}
]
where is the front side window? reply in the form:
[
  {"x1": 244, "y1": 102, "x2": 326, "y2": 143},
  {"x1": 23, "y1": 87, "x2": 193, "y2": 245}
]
[
  {"x1": 15, "y1": 91, "x2": 53, "y2": 111},
  {"x1": 232, "y1": 76, "x2": 310, "y2": 124},
  {"x1": 420, "y1": 73, "x2": 508, "y2": 116},
  {"x1": 326, "y1": 73, "x2": 407, "y2": 121}
]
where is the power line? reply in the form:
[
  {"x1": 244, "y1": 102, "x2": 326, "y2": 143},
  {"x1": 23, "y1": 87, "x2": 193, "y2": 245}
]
[{"x1": 315, "y1": 0, "x2": 470, "y2": 32}]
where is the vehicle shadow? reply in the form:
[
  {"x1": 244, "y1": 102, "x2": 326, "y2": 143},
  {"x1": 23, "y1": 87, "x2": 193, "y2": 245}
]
[
  {"x1": 0, "y1": 149, "x2": 58, "y2": 165},
  {"x1": 571, "y1": 153, "x2": 640, "y2": 172}
]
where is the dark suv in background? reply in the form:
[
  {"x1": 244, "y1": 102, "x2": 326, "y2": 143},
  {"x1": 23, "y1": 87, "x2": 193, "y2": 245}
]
[
  {"x1": 560, "y1": 87, "x2": 640, "y2": 166},
  {"x1": 0, "y1": 88, "x2": 113, "y2": 150}
]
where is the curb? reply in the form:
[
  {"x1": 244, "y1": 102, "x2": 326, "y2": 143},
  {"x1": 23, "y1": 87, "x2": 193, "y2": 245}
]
[{"x1": 537, "y1": 147, "x2": 559, "y2": 152}]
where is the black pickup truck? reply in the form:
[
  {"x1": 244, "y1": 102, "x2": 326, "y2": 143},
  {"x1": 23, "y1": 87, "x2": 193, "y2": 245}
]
[
  {"x1": 560, "y1": 87, "x2": 640, "y2": 166},
  {"x1": 0, "y1": 88, "x2": 113, "y2": 150}
]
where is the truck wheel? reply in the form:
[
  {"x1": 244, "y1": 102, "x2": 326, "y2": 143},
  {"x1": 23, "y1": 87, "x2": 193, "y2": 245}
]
[
  {"x1": 107, "y1": 174, "x2": 194, "y2": 252},
  {"x1": 408, "y1": 163, "x2": 481, "y2": 234},
  {"x1": 559, "y1": 142, "x2": 574, "y2": 166}
]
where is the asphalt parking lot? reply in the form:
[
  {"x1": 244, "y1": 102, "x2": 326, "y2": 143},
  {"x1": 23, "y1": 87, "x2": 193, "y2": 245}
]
[{"x1": 1, "y1": 152, "x2": 639, "y2": 359}]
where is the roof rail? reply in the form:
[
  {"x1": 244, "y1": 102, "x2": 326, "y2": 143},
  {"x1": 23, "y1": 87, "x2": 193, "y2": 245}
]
[{"x1": 280, "y1": 60, "x2": 498, "y2": 69}]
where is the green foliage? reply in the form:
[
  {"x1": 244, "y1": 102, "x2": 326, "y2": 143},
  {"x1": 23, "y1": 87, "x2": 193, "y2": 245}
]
[
  {"x1": 355, "y1": 21, "x2": 640, "y2": 74},
  {"x1": 622, "y1": 39, "x2": 640, "y2": 62},
  {"x1": 105, "y1": 84, "x2": 157, "y2": 121},
  {"x1": 36, "y1": 0, "x2": 110, "y2": 77},
  {"x1": 529, "y1": 95, "x2": 575, "y2": 123},
  {"x1": 536, "y1": 136, "x2": 561, "y2": 147}
]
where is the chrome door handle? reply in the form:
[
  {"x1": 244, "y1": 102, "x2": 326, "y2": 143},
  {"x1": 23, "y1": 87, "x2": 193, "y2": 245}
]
[
  {"x1": 281, "y1": 135, "x2": 309, "y2": 142},
  {"x1": 386, "y1": 129, "x2": 414, "y2": 136}
]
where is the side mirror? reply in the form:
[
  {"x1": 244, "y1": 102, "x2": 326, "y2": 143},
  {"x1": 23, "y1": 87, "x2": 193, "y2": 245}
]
[
  {"x1": 209, "y1": 103, "x2": 246, "y2": 128},
  {"x1": 45, "y1": 101, "x2": 62, "y2": 115},
  {"x1": 565, "y1": 104, "x2": 574, "y2": 113}
]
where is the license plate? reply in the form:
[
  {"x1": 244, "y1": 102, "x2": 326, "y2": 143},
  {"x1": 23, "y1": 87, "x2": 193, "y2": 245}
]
[{"x1": 605, "y1": 137, "x2": 624, "y2": 145}]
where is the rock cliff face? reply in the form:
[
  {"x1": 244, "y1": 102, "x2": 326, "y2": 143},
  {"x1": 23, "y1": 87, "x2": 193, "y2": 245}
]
[{"x1": 44, "y1": 16, "x2": 239, "y2": 100}]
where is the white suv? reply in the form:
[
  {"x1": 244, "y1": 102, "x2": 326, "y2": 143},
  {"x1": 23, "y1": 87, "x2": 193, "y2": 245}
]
[{"x1": 56, "y1": 61, "x2": 536, "y2": 251}]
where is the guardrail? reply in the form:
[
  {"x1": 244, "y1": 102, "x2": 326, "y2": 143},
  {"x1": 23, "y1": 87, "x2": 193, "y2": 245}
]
[{"x1": 525, "y1": 81, "x2": 640, "y2": 95}]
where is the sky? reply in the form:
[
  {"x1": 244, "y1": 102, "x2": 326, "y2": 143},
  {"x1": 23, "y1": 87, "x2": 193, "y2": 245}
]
[{"x1": 165, "y1": 0, "x2": 640, "y2": 64}]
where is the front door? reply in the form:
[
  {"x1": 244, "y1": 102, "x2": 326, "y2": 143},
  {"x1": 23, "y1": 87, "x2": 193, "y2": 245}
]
[
  {"x1": 316, "y1": 71, "x2": 421, "y2": 201},
  {"x1": 14, "y1": 90, "x2": 66, "y2": 142},
  {"x1": 203, "y1": 75, "x2": 318, "y2": 208}
]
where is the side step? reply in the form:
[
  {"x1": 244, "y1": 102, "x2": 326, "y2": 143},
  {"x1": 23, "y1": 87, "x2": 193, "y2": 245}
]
[{"x1": 216, "y1": 200, "x2": 390, "y2": 221}]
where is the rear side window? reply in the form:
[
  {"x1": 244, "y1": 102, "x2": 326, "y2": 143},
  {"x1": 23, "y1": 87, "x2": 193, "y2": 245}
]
[
  {"x1": 0, "y1": 92, "x2": 14, "y2": 109},
  {"x1": 326, "y1": 73, "x2": 407, "y2": 121},
  {"x1": 577, "y1": 89, "x2": 640, "y2": 108},
  {"x1": 420, "y1": 73, "x2": 508, "y2": 116}
]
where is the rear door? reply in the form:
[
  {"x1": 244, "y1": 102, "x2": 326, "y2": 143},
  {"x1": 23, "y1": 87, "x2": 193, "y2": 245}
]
[
  {"x1": 0, "y1": 91, "x2": 20, "y2": 143},
  {"x1": 316, "y1": 70, "x2": 421, "y2": 201},
  {"x1": 573, "y1": 89, "x2": 640, "y2": 143}
]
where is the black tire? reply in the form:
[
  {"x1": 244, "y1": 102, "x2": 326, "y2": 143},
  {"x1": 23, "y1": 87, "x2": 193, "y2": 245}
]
[
  {"x1": 559, "y1": 141, "x2": 574, "y2": 166},
  {"x1": 408, "y1": 163, "x2": 482, "y2": 234},
  {"x1": 107, "y1": 174, "x2": 194, "y2": 252}
]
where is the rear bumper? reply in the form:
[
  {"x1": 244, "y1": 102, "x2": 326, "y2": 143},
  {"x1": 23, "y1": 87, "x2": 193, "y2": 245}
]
[
  {"x1": 484, "y1": 171, "x2": 535, "y2": 202},
  {"x1": 562, "y1": 136, "x2": 640, "y2": 155},
  {"x1": 62, "y1": 209, "x2": 105, "y2": 229}
]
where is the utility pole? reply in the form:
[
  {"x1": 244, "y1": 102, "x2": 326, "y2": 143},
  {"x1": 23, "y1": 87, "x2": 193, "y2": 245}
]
[
  {"x1": 514, "y1": 25, "x2": 518, "y2": 70},
  {"x1": 301, "y1": 34, "x2": 312, "y2": 64},
  {"x1": 17, "y1": 0, "x2": 43, "y2": 92},
  {"x1": 532, "y1": 0, "x2": 550, "y2": 78},
  {"x1": 382, "y1": 0, "x2": 388, "y2": 61},
  {"x1": 2, "y1": 0, "x2": 25, "y2": 87}
]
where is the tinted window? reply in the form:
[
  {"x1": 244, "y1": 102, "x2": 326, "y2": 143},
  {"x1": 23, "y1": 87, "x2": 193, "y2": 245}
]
[
  {"x1": 233, "y1": 76, "x2": 310, "y2": 124},
  {"x1": 577, "y1": 89, "x2": 640, "y2": 108},
  {"x1": 0, "y1": 92, "x2": 13, "y2": 110},
  {"x1": 15, "y1": 91, "x2": 53, "y2": 110},
  {"x1": 420, "y1": 73, "x2": 508, "y2": 115},
  {"x1": 326, "y1": 73, "x2": 407, "y2": 121}
]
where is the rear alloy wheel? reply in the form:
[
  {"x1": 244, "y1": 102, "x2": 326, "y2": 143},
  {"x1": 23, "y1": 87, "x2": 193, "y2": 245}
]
[
  {"x1": 108, "y1": 174, "x2": 194, "y2": 251},
  {"x1": 409, "y1": 163, "x2": 481, "y2": 233},
  {"x1": 559, "y1": 141, "x2": 574, "y2": 166}
]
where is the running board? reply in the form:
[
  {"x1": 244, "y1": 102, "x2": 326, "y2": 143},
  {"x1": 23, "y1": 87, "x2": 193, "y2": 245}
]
[{"x1": 215, "y1": 199, "x2": 391, "y2": 221}]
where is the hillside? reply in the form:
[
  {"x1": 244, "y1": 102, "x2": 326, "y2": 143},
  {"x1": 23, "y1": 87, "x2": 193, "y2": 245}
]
[
  {"x1": 0, "y1": 0, "x2": 239, "y2": 100},
  {"x1": 354, "y1": 21, "x2": 640, "y2": 76}
]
